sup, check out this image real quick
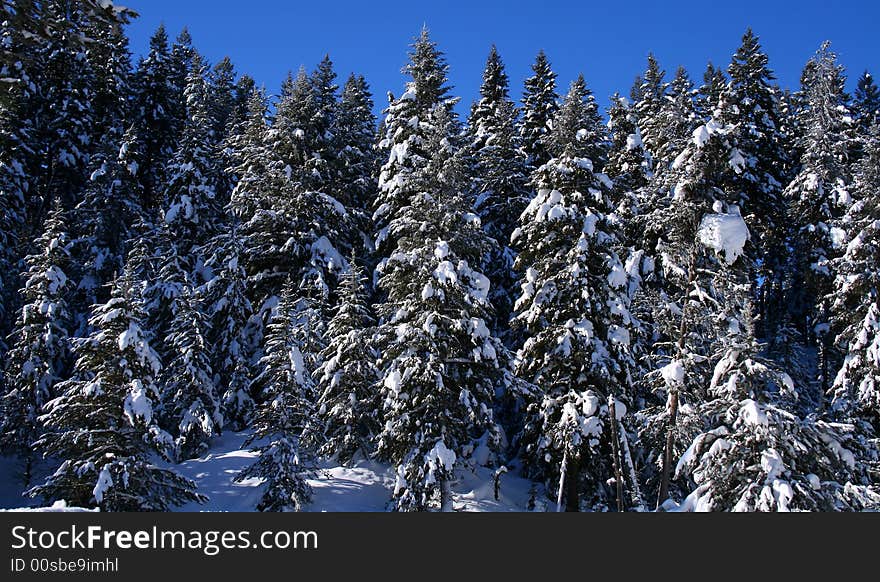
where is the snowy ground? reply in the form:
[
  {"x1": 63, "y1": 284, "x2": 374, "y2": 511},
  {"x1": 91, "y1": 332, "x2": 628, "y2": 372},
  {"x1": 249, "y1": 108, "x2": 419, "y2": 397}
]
[{"x1": 0, "y1": 431, "x2": 543, "y2": 512}]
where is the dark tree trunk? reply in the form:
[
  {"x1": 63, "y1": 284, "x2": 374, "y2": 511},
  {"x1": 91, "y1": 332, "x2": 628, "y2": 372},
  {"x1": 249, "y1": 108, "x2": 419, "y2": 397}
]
[
  {"x1": 565, "y1": 457, "x2": 579, "y2": 512},
  {"x1": 657, "y1": 388, "x2": 679, "y2": 508},
  {"x1": 609, "y1": 400, "x2": 626, "y2": 512}
]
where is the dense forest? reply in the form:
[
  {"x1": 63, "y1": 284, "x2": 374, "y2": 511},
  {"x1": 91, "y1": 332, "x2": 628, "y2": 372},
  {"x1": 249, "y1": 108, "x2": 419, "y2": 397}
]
[{"x1": 0, "y1": 0, "x2": 878, "y2": 512}]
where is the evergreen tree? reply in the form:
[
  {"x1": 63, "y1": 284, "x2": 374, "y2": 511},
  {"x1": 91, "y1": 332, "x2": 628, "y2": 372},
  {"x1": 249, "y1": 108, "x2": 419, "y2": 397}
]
[
  {"x1": 203, "y1": 222, "x2": 256, "y2": 431},
  {"x1": 29, "y1": 270, "x2": 203, "y2": 511},
  {"x1": 132, "y1": 25, "x2": 179, "y2": 211},
  {"x1": 169, "y1": 27, "x2": 196, "y2": 133},
  {"x1": 640, "y1": 108, "x2": 756, "y2": 506},
  {"x1": 853, "y1": 71, "x2": 880, "y2": 131},
  {"x1": 333, "y1": 73, "x2": 376, "y2": 252},
  {"x1": 373, "y1": 100, "x2": 507, "y2": 511},
  {"x1": 696, "y1": 62, "x2": 727, "y2": 120},
  {"x1": 308, "y1": 55, "x2": 340, "y2": 193},
  {"x1": 719, "y1": 30, "x2": 790, "y2": 337},
  {"x1": 229, "y1": 65, "x2": 351, "y2": 311},
  {"x1": 783, "y1": 42, "x2": 856, "y2": 397},
  {"x1": 512, "y1": 77, "x2": 637, "y2": 511},
  {"x1": 467, "y1": 46, "x2": 529, "y2": 336},
  {"x1": 632, "y1": 54, "x2": 668, "y2": 175},
  {"x1": 236, "y1": 279, "x2": 322, "y2": 512},
  {"x1": 208, "y1": 56, "x2": 238, "y2": 143},
  {"x1": 160, "y1": 286, "x2": 222, "y2": 460},
  {"x1": 0, "y1": 4, "x2": 37, "y2": 346},
  {"x1": 335, "y1": 74, "x2": 376, "y2": 209},
  {"x1": 373, "y1": 27, "x2": 456, "y2": 257},
  {"x1": 0, "y1": 206, "x2": 72, "y2": 484},
  {"x1": 316, "y1": 255, "x2": 379, "y2": 464},
  {"x1": 829, "y1": 122, "x2": 880, "y2": 430},
  {"x1": 208, "y1": 56, "x2": 239, "y2": 209},
  {"x1": 656, "y1": 66, "x2": 698, "y2": 174},
  {"x1": 83, "y1": 4, "x2": 133, "y2": 151},
  {"x1": 675, "y1": 307, "x2": 875, "y2": 511},
  {"x1": 226, "y1": 86, "x2": 271, "y2": 221},
  {"x1": 162, "y1": 53, "x2": 221, "y2": 256},
  {"x1": 546, "y1": 75, "x2": 608, "y2": 172},
  {"x1": 73, "y1": 125, "x2": 143, "y2": 314},
  {"x1": 27, "y1": 0, "x2": 95, "y2": 216},
  {"x1": 605, "y1": 94, "x2": 649, "y2": 206},
  {"x1": 519, "y1": 50, "x2": 559, "y2": 170}
]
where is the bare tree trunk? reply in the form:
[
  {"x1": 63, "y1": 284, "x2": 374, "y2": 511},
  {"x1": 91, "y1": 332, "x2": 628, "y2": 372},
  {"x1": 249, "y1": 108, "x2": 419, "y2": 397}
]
[
  {"x1": 619, "y1": 424, "x2": 645, "y2": 511},
  {"x1": 657, "y1": 243, "x2": 697, "y2": 509},
  {"x1": 656, "y1": 388, "x2": 679, "y2": 509},
  {"x1": 493, "y1": 466, "x2": 508, "y2": 501},
  {"x1": 23, "y1": 455, "x2": 33, "y2": 489},
  {"x1": 439, "y1": 476, "x2": 452, "y2": 512},
  {"x1": 565, "y1": 456, "x2": 580, "y2": 512},
  {"x1": 609, "y1": 398, "x2": 625, "y2": 512},
  {"x1": 556, "y1": 450, "x2": 567, "y2": 513},
  {"x1": 817, "y1": 302, "x2": 830, "y2": 412}
]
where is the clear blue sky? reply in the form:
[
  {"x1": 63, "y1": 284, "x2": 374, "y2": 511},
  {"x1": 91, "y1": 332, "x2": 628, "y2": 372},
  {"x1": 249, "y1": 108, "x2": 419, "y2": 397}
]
[{"x1": 123, "y1": 0, "x2": 878, "y2": 117}]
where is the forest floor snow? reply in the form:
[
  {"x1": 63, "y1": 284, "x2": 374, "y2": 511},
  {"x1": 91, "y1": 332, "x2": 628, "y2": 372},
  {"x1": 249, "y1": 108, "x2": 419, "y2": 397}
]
[{"x1": 0, "y1": 430, "x2": 542, "y2": 512}]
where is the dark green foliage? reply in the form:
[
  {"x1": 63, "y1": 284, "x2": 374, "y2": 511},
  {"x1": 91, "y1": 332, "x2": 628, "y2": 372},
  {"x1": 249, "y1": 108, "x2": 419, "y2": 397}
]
[
  {"x1": 316, "y1": 256, "x2": 379, "y2": 464},
  {"x1": 467, "y1": 46, "x2": 529, "y2": 336},
  {"x1": 519, "y1": 50, "x2": 559, "y2": 169},
  {"x1": 29, "y1": 270, "x2": 204, "y2": 511}
]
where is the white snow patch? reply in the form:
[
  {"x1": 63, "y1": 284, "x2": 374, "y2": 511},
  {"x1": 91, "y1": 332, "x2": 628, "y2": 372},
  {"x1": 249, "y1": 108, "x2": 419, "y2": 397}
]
[
  {"x1": 432, "y1": 261, "x2": 458, "y2": 285},
  {"x1": 698, "y1": 212, "x2": 750, "y2": 265},
  {"x1": 426, "y1": 440, "x2": 456, "y2": 473},
  {"x1": 384, "y1": 370, "x2": 403, "y2": 395},
  {"x1": 692, "y1": 119, "x2": 723, "y2": 148},
  {"x1": 123, "y1": 380, "x2": 153, "y2": 425},
  {"x1": 626, "y1": 131, "x2": 642, "y2": 151},
  {"x1": 830, "y1": 226, "x2": 847, "y2": 249},
  {"x1": 739, "y1": 399, "x2": 768, "y2": 427},
  {"x1": 661, "y1": 360, "x2": 685, "y2": 386},
  {"x1": 92, "y1": 466, "x2": 113, "y2": 504},
  {"x1": 421, "y1": 282, "x2": 435, "y2": 300},
  {"x1": 434, "y1": 241, "x2": 450, "y2": 260}
]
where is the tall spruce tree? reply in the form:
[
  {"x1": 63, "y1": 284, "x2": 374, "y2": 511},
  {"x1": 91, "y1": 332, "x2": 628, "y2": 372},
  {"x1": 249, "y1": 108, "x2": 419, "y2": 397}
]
[
  {"x1": 853, "y1": 71, "x2": 880, "y2": 131},
  {"x1": 829, "y1": 122, "x2": 880, "y2": 431},
  {"x1": 29, "y1": 269, "x2": 203, "y2": 511},
  {"x1": 27, "y1": 0, "x2": 95, "y2": 217},
  {"x1": 696, "y1": 62, "x2": 727, "y2": 120},
  {"x1": 674, "y1": 302, "x2": 875, "y2": 511},
  {"x1": 132, "y1": 25, "x2": 179, "y2": 211},
  {"x1": 605, "y1": 94, "x2": 650, "y2": 209},
  {"x1": 307, "y1": 55, "x2": 340, "y2": 193},
  {"x1": 160, "y1": 284, "x2": 221, "y2": 460},
  {"x1": 640, "y1": 107, "x2": 756, "y2": 506},
  {"x1": 718, "y1": 30, "x2": 789, "y2": 337},
  {"x1": 202, "y1": 221, "x2": 256, "y2": 431},
  {"x1": 162, "y1": 53, "x2": 221, "y2": 257},
  {"x1": 316, "y1": 255, "x2": 379, "y2": 464},
  {"x1": 333, "y1": 73, "x2": 377, "y2": 252},
  {"x1": 83, "y1": 4, "x2": 133, "y2": 152},
  {"x1": 783, "y1": 42, "x2": 856, "y2": 398},
  {"x1": 73, "y1": 124, "x2": 144, "y2": 314},
  {"x1": 632, "y1": 54, "x2": 668, "y2": 175},
  {"x1": 207, "y1": 56, "x2": 239, "y2": 209},
  {"x1": 373, "y1": 27, "x2": 456, "y2": 257},
  {"x1": 657, "y1": 67, "x2": 698, "y2": 174},
  {"x1": 0, "y1": 206, "x2": 72, "y2": 484},
  {"x1": 373, "y1": 94, "x2": 507, "y2": 511},
  {"x1": 512, "y1": 76, "x2": 637, "y2": 511},
  {"x1": 236, "y1": 278, "x2": 323, "y2": 512},
  {"x1": 0, "y1": 3, "x2": 37, "y2": 348},
  {"x1": 467, "y1": 46, "x2": 529, "y2": 336},
  {"x1": 519, "y1": 50, "x2": 559, "y2": 170}
]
